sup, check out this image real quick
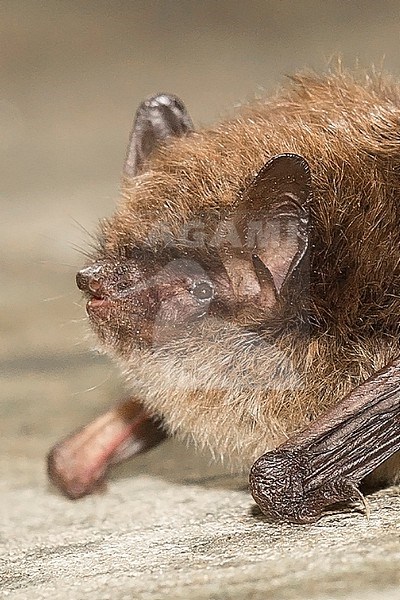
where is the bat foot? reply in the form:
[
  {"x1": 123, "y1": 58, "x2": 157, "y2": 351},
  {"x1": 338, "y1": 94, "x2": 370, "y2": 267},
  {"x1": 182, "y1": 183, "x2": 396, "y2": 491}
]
[
  {"x1": 349, "y1": 483, "x2": 370, "y2": 520},
  {"x1": 251, "y1": 358, "x2": 400, "y2": 524},
  {"x1": 249, "y1": 448, "x2": 363, "y2": 524}
]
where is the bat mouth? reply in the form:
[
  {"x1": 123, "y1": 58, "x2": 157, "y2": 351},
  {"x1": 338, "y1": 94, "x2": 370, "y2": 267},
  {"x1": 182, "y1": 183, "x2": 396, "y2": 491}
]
[
  {"x1": 87, "y1": 297, "x2": 112, "y2": 307},
  {"x1": 86, "y1": 297, "x2": 114, "y2": 315}
]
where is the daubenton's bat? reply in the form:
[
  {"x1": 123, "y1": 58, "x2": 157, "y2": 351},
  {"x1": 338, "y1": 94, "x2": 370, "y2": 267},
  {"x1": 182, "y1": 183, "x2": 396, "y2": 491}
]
[{"x1": 48, "y1": 70, "x2": 400, "y2": 523}]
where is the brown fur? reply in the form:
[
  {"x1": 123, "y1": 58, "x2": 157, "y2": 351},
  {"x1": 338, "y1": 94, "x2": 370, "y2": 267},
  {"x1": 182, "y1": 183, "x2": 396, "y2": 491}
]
[{"x1": 90, "y1": 68, "x2": 400, "y2": 479}]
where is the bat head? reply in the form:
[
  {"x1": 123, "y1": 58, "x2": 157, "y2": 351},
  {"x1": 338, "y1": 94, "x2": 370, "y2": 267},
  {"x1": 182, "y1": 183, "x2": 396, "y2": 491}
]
[{"x1": 76, "y1": 94, "x2": 312, "y2": 358}]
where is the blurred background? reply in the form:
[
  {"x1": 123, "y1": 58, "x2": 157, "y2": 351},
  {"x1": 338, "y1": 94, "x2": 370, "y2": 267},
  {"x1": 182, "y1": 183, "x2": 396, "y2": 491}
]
[{"x1": 2, "y1": 0, "x2": 400, "y2": 481}]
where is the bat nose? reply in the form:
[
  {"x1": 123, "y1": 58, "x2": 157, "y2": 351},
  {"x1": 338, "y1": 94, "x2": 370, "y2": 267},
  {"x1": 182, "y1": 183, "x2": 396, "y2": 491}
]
[{"x1": 76, "y1": 266, "x2": 105, "y2": 297}]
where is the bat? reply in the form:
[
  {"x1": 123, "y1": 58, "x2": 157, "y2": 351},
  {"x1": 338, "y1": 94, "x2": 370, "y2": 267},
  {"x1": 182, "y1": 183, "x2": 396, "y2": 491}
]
[{"x1": 47, "y1": 71, "x2": 400, "y2": 523}]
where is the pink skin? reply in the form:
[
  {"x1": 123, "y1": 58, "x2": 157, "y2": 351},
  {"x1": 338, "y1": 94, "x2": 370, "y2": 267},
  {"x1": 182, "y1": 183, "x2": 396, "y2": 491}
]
[{"x1": 47, "y1": 399, "x2": 166, "y2": 499}]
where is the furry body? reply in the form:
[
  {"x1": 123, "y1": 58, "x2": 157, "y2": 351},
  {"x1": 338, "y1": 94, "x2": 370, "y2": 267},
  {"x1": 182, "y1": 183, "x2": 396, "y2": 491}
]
[{"x1": 89, "y1": 70, "x2": 400, "y2": 480}]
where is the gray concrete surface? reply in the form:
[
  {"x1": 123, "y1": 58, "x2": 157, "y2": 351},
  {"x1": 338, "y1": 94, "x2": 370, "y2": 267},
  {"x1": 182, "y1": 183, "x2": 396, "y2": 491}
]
[{"x1": 1, "y1": 2, "x2": 400, "y2": 598}]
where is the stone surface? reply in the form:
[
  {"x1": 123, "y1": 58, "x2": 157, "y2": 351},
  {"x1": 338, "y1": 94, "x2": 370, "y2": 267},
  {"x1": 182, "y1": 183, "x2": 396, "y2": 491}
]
[{"x1": 1, "y1": 2, "x2": 400, "y2": 598}]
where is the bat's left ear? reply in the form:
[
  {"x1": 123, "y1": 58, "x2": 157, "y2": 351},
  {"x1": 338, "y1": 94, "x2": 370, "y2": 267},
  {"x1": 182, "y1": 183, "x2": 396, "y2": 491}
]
[
  {"x1": 234, "y1": 153, "x2": 311, "y2": 294},
  {"x1": 124, "y1": 93, "x2": 194, "y2": 177}
]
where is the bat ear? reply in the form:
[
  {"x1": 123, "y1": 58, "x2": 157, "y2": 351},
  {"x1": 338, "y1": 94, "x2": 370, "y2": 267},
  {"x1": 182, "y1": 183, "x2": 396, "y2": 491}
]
[
  {"x1": 234, "y1": 153, "x2": 311, "y2": 294},
  {"x1": 124, "y1": 93, "x2": 194, "y2": 177}
]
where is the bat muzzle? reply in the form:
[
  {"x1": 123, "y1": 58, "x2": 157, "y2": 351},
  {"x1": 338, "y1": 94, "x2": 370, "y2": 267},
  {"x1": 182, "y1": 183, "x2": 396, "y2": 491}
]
[{"x1": 76, "y1": 265, "x2": 106, "y2": 298}]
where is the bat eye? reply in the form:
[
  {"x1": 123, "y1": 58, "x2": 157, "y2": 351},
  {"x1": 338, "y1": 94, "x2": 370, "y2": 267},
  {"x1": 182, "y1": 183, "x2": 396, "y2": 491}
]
[{"x1": 190, "y1": 280, "x2": 214, "y2": 302}]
